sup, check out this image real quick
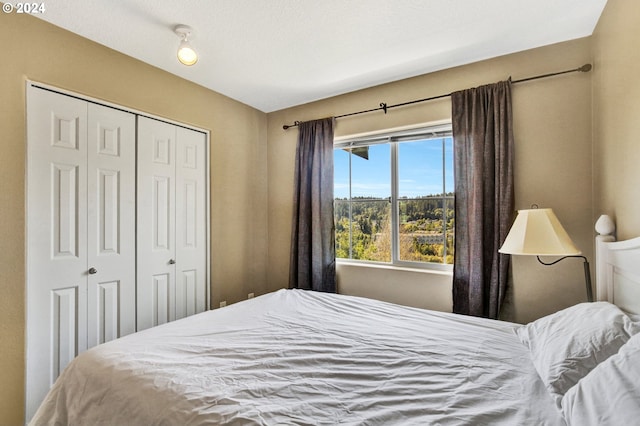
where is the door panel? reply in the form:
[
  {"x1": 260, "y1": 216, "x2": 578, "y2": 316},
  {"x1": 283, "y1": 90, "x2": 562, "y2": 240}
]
[
  {"x1": 152, "y1": 273, "x2": 171, "y2": 326},
  {"x1": 87, "y1": 103, "x2": 136, "y2": 347},
  {"x1": 137, "y1": 116, "x2": 177, "y2": 331},
  {"x1": 176, "y1": 269, "x2": 198, "y2": 318},
  {"x1": 153, "y1": 176, "x2": 171, "y2": 250},
  {"x1": 26, "y1": 88, "x2": 88, "y2": 419},
  {"x1": 52, "y1": 163, "x2": 80, "y2": 257},
  {"x1": 97, "y1": 280, "x2": 120, "y2": 343},
  {"x1": 51, "y1": 287, "x2": 79, "y2": 381},
  {"x1": 52, "y1": 113, "x2": 81, "y2": 150},
  {"x1": 97, "y1": 169, "x2": 119, "y2": 253},
  {"x1": 176, "y1": 127, "x2": 207, "y2": 319}
]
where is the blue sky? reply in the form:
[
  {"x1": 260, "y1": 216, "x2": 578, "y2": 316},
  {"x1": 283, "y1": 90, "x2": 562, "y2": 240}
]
[{"x1": 334, "y1": 138, "x2": 454, "y2": 199}]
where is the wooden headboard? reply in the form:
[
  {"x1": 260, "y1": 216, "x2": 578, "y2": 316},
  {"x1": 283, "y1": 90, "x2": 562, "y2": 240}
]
[{"x1": 595, "y1": 217, "x2": 640, "y2": 315}]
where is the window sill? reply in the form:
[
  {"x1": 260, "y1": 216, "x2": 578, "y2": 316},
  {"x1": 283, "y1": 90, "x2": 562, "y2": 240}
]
[{"x1": 336, "y1": 259, "x2": 453, "y2": 276}]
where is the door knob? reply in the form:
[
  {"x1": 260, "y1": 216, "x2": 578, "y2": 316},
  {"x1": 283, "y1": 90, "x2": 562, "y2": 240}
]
[
  {"x1": 168, "y1": 259, "x2": 176, "y2": 265},
  {"x1": 88, "y1": 267, "x2": 98, "y2": 275}
]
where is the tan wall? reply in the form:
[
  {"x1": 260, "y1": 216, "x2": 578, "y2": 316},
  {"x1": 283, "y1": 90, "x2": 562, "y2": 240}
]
[
  {"x1": 0, "y1": 12, "x2": 267, "y2": 425},
  {"x1": 592, "y1": 0, "x2": 640, "y2": 239},
  {"x1": 267, "y1": 37, "x2": 594, "y2": 324},
  {"x1": 337, "y1": 263, "x2": 453, "y2": 311}
]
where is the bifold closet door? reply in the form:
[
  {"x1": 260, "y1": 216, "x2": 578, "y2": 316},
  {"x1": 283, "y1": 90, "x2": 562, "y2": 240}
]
[
  {"x1": 137, "y1": 117, "x2": 207, "y2": 331},
  {"x1": 86, "y1": 103, "x2": 136, "y2": 346},
  {"x1": 27, "y1": 92, "x2": 88, "y2": 413},
  {"x1": 137, "y1": 117, "x2": 177, "y2": 330},
  {"x1": 175, "y1": 126, "x2": 207, "y2": 319},
  {"x1": 26, "y1": 87, "x2": 136, "y2": 420}
]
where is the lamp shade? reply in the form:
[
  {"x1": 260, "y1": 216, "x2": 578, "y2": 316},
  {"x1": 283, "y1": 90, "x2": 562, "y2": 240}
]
[{"x1": 499, "y1": 208, "x2": 581, "y2": 256}]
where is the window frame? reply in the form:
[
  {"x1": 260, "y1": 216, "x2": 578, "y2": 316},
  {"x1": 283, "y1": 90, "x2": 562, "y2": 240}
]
[{"x1": 334, "y1": 123, "x2": 454, "y2": 272}]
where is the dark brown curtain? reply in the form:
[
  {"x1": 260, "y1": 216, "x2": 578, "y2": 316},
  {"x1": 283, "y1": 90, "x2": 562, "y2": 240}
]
[
  {"x1": 289, "y1": 118, "x2": 337, "y2": 293},
  {"x1": 451, "y1": 80, "x2": 514, "y2": 319}
]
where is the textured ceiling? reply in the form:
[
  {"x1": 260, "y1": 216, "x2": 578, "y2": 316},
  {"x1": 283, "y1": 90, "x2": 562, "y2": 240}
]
[{"x1": 32, "y1": 0, "x2": 607, "y2": 112}]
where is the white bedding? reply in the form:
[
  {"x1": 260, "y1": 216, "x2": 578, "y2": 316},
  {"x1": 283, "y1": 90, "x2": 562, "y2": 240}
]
[{"x1": 31, "y1": 289, "x2": 565, "y2": 425}]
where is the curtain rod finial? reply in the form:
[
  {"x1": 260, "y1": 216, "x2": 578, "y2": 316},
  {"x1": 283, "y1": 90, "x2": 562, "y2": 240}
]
[
  {"x1": 580, "y1": 64, "x2": 592, "y2": 72},
  {"x1": 283, "y1": 120, "x2": 300, "y2": 130}
]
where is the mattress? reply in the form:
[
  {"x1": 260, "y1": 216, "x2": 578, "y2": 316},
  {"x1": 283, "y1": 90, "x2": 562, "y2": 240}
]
[{"x1": 31, "y1": 289, "x2": 565, "y2": 425}]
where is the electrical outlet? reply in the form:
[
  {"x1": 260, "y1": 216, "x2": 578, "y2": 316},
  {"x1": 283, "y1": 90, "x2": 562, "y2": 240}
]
[
  {"x1": 248, "y1": 293, "x2": 254, "y2": 299},
  {"x1": 219, "y1": 301, "x2": 227, "y2": 308}
]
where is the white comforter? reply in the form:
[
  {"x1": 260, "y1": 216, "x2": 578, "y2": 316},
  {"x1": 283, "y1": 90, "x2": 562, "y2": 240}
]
[{"x1": 31, "y1": 289, "x2": 565, "y2": 425}]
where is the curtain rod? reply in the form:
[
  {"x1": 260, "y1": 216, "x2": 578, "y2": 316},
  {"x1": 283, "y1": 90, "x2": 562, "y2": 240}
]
[{"x1": 282, "y1": 63, "x2": 592, "y2": 130}]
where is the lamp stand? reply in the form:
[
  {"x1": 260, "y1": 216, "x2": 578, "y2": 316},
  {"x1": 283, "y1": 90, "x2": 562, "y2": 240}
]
[{"x1": 536, "y1": 256, "x2": 593, "y2": 302}]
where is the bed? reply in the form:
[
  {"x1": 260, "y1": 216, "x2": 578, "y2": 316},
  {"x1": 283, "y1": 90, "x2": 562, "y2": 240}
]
[{"x1": 30, "y1": 223, "x2": 640, "y2": 425}]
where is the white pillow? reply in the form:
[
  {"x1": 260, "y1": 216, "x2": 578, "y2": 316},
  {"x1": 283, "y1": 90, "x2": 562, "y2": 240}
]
[
  {"x1": 517, "y1": 302, "x2": 637, "y2": 402},
  {"x1": 561, "y1": 332, "x2": 640, "y2": 425}
]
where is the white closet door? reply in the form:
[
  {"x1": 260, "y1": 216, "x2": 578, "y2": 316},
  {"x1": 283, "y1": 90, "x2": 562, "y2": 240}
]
[
  {"x1": 26, "y1": 89, "x2": 89, "y2": 418},
  {"x1": 26, "y1": 86, "x2": 208, "y2": 421},
  {"x1": 175, "y1": 127, "x2": 207, "y2": 319},
  {"x1": 137, "y1": 116, "x2": 177, "y2": 330},
  {"x1": 86, "y1": 103, "x2": 136, "y2": 346}
]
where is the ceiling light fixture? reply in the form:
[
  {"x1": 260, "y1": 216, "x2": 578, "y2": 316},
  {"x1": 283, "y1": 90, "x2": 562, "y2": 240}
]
[{"x1": 174, "y1": 25, "x2": 198, "y2": 66}]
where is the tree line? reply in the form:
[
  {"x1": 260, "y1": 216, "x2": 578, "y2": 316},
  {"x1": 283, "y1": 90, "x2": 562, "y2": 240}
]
[{"x1": 334, "y1": 195, "x2": 454, "y2": 264}]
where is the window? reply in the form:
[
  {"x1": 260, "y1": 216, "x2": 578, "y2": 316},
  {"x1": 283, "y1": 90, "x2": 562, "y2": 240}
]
[{"x1": 334, "y1": 124, "x2": 454, "y2": 269}]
